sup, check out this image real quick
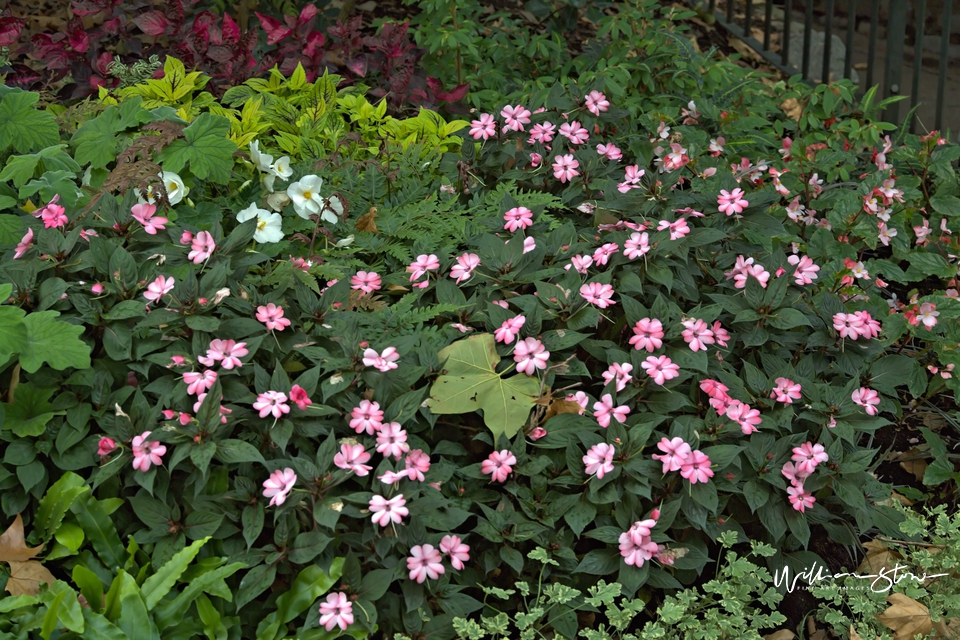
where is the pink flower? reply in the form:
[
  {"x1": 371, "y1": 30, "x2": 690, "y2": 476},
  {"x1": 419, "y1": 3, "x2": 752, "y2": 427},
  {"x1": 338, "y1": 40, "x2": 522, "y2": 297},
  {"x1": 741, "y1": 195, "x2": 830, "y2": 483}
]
[
  {"x1": 376, "y1": 422, "x2": 410, "y2": 460},
  {"x1": 781, "y1": 461, "x2": 811, "y2": 486},
  {"x1": 504, "y1": 206, "x2": 534, "y2": 232},
  {"x1": 567, "y1": 254, "x2": 593, "y2": 274},
  {"x1": 334, "y1": 444, "x2": 372, "y2": 476},
  {"x1": 580, "y1": 282, "x2": 616, "y2": 308},
  {"x1": 559, "y1": 121, "x2": 589, "y2": 144},
  {"x1": 712, "y1": 322, "x2": 730, "y2": 347},
  {"x1": 709, "y1": 137, "x2": 725, "y2": 156},
  {"x1": 200, "y1": 339, "x2": 248, "y2": 369},
  {"x1": 619, "y1": 520, "x2": 659, "y2": 568},
  {"x1": 833, "y1": 313, "x2": 865, "y2": 339},
  {"x1": 13, "y1": 228, "x2": 33, "y2": 259},
  {"x1": 495, "y1": 315, "x2": 526, "y2": 344},
  {"x1": 528, "y1": 122, "x2": 556, "y2": 145},
  {"x1": 369, "y1": 494, "x2": 408, "y2": 527},
  {"x1": 657, "y1": 218, "x2": 690, "y2": 240},
  {"x1": 262, "y1": 468, "x2": 297, "y2": 506},
  {"x1": 144, "y1": 275, "x2": 175, "y2": 303},
  {"x1": 792, "y1": 442, "x2": 829, "y2": 476},
  {"x1": 629, "y1": 318, "x2": 664, "y2": 352},
  {"x1": 407, "y1": 544, "x2": 445, "y2": 583},
  {"x1": 529, "y1": 427, "x2": 547, "y2": 440},
  {"x1": 440, "y1": 535, "x2": 470, "y2": 570},
  {"x1": 501, "y1": 105, "x2": 532, "y2": 132},
  {"x1": 718, "y1": 188, "x2": 749, "y2": 215},
  {"x1": 91, "y1": 283, "x2": 104, "y2": 295},
  {"x1": 596, "y1": 143, "x2": 622, "y2": 160},
  {"x1": 404, "y1": 449, "x2": 431, "y2": 482},
  {"x1": 662, "y1": 143, "x2": 690, "y2": 171},
  {"x1": 652, "y1": 437, "x2": 691, "y2": 473},
  {"x1": 289, "y1": 384, "x2": 312, "y2": 410},
  {"x1": 469, "y1": 113, "x2": 497, "y2": 140},
  {"x1": 253, "y1": 390, "x2": 290, "y2": 419},
  {"x1": 592, "y1": 393, "x2": 629, "y2": 428},
  {"x1": 681, "y1": 319, "x2": 715, "y2": 352},
  {"x1": 450, "y1": 253, "x2": 481, "y2": 283},
  {"x1": 583, "y1": 443, "x2": 615, "y2": 479},
  {"x1": 530, "y1": 152, "x2": 543, "y2": 167},
  {"x1": 97, "y1": 437, "x2": 116, "y2": 456},
  {"x1": 183, "y1": 370, "x2": 217, "y2": 396},
  {"x1": 481, "y1": 450, "x2": 517, "y2": 483},
  {"x1": 679, "y1": 450, "x2": 713, "y2": 484},
  {"x1": 41, "y1": 203, "x2": 68, "y2": 229},
  {"x1": 592, "y1": 242, "x2": 619, "y2": 266},
  {"x1": 725, "y1": 400, "x2": 762, "y2": 435},
  {"x1": 180, "y1": 230, "x2": 194, "y2": 245},
  {"x1": 787, "y1": 485, "x2": 816, "y2": 513},
  {"x1": 513, "y1": 337, "x2": 549, "y2": 375},
  {"x1": 256, "y1": 303, "x2": 291, "y2": 331},
  {"x1": 771, "y1": 378, "x2": 802, "y2": 403},
  {"x1": 362, "y1": 346, "x2": 401, "y2": 372},
  {"x1": 350, "y1": 400, "x2": 384, "y2": 435},
  {"x1": 407, "y1": 254, "x2": 440, "y2": 282},
  {"x1": 132, "y1": 431, "x2": 166, "y2": 472},
  {"x1": 318, "y1": 592, "x2": 354, "y2": 632},
  {"x1": 852, "y1": 387, "x2": 880, "y2": 415},
  {"x1": 187, "y1": 231, "x2": 215, "y2": 264},
  {"x1": 584, "y1": 90, "x2": 610, "y2": 115},
  {"x1": 350, "y1": 271, "x2": 382, "y2": 295},
  {"x1": 553, "y1": 154, "x2": 580, "y2": 183},
  {"x1": 624, "y1": 232, "x2": 650, "y2": 260},
  {"x1": 617, "y1": 165, "x2": 644, "y2": 193},
  {"x1": 641, "y1": 355, "x2": 679, "y2": 385},
  {"x1": 787, "y1": 254, "x2": 820, "y2": 285},
  {"x1": 131, "y1": 203, "x2": 168, "y2": 235},
  {"x1": 917, "y1": 303, "x2": 938, "y2": 329},
  {"x1": 602, "y1": 362, "x2": 633, "y2": 392}
]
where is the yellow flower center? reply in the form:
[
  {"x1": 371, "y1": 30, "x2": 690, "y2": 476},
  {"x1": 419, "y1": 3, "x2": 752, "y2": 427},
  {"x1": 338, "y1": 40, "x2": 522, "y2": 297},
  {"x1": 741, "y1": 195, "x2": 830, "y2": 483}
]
[
  {"x1": 257, "y1": 220, "x2": 267, "y2": 231},
  {"x1": 168, "y1": 182, "x2": 178, "y2": 191},
  {"x1": 302, "y1": 190, "x2": 313, "y2": 200}
]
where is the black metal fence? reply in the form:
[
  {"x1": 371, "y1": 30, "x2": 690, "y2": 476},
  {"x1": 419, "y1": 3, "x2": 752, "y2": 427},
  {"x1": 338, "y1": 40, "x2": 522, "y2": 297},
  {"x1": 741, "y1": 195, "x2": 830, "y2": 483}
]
[{"x1": 689, "y1": 0, "x2": 957, "y2": 135}]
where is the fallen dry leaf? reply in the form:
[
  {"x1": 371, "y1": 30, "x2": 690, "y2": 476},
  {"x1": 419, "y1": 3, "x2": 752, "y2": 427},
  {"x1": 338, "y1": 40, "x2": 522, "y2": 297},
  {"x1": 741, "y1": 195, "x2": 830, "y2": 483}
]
[
  {"x1": 781, "y1": 98, "x2": 803, "y2": 120},
  {"x1": 859, "y1": 539, "x2": 903, "y2": 575},
  {"x1": 874, "y1": 490, "x2": 915, "y2": 508},
  {"x1": 876, "y1": 593, "x2": 932, "y2": 640},
  {"x1": 932, "y1": 616, "x2": 960, "y2": 638},
  {"x1": 355, "y1": 207, "x2": 379, "y2": 234},
  {"x1": 0, "y1": 514, "x2": 43, "y2": 562},
  {"x1": 897, "y1": 448, "x2": 929, "y2": 482},
  {"x1": 543, "y1": 400, "x2": 585, "y2": 424},
  {"x1": 5, "y1": 560, "x2": 56, "y2": 596},
  {"x1": 763, "y1": 631, "x2": 794, "y2": 640},
  {"x1": 386, "y1": 284, "x2": 410, "y2": 292}
]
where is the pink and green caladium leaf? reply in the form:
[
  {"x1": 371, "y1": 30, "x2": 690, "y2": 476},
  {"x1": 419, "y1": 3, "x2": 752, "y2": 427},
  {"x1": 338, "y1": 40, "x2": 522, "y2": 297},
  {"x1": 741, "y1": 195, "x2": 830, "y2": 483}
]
[{"x1": 427, "y1": 333, "x2": 540, "y2": 442}]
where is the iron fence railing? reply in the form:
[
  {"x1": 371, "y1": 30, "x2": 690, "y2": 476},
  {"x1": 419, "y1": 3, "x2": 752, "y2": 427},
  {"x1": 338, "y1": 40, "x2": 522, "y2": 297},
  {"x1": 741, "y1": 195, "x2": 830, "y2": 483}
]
[{"x1": 688, "y1": 1, "x2": 957, "y2": 135}]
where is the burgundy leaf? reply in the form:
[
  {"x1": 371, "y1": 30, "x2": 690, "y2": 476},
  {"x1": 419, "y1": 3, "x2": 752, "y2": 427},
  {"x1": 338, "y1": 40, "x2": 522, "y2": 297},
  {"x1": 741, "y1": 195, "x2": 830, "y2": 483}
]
[
  {"x1": 67, "y1": 22, "x2": 90, "y2": 53},
  {"x1": 298, "y1": 4, "x2": 319, "y2": 25},
  {"x1": 221, "y1": 13, "x2": 240, "y2": 43},
  {"x1": 0, "y1": 16, "x2": 24, "y2": 47},
  {"x1": 100, "y1": 17, "x2": 123, "y2": 35},
  {"x1": 133, "y1": 11, "x2": 170, "y2": 37},
  {"x1": 346, "y1": 56, "x2": 368, "y2": 78},
  {"x1": 425, "y1": 76, "x2": 442, "y2": 96},
  {"x1": 436, "y1": 82, "x2": 469, "y2": 103},
  {"x1": 94, "y1": 51, "x2": 114, "y2": 76},
  {"x1": 304, "y1": 31, "x2": 324, "y2": 57},
  {"x1": 255, "y1": 12, "x2": 293, "y2": 45}
]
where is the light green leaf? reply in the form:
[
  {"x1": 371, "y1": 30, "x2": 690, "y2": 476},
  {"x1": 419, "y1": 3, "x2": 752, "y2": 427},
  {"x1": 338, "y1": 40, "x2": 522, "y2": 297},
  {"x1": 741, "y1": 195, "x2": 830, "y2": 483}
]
[
  {"x1": 0, "y1": 146, "x2": 81, "y2": 188},
  {"x1": 2, "y1": 383, "x2": 61, "y2": 437},
  {"x1": 141, "y1": 537, "x2": 210, "y2": 610},
  {"x1": 153, "y1": 562, "x2": 246, "y2": 630},
  {"x1": 0, "y1": 90, "x2": 60, "y2": 154},
  {"x1": 0, "y1": 213, "x2": 23, "y2": 244},
  {"x1": 255, "y1": 559, "x2": 345, "y2": 640},
  {"x1": 427, "y1": 333, "x2": 540, "y2": 442},
  {"x1": 34, "y1": 471, "x2": 90, "y2": 542},
  {"x1": 0, "y1": 305, "x2": 28, "y2": 362},
  {"x1": 19, "y1": 311, "x2": 91, "y2": 373},
  {"x1": 19, "y1": 170, "x2": 83, "y2": 211},
  {"x1": 158, "y1": 113, "x2": 237, "y2": 183}
]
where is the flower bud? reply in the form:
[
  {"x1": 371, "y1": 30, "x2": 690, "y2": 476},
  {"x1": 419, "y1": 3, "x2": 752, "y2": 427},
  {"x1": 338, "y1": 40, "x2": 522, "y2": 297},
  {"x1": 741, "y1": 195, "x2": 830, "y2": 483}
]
[
  {"x1": 97, "y1": 437, "x2": 116, "y2": 456},
  {"x1": 91, "y1": 283, "x2": 104, "y2": 294}
]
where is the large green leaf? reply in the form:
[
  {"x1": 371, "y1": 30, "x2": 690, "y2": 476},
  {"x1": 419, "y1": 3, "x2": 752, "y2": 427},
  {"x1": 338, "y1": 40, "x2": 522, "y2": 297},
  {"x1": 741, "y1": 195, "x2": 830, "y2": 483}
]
[
  {"x1": 426, "y1": 333, "x2": 540, "y2": 442},
  {"x1": 0, "y1": 90, "x2": 60, "y2": 154},
  {"x1": 0, "y1": 145, "x2": 81, "y2": 188},
  {"x1": 0, "y1": 305, "x2": 28, "y2": 362},
  {"x1": 18, "y1": 311, "x2": 91, "y2": 373},
  {"x1": 140, "y1": 537, "x2": 210, "y2": 610},
  {"x1": 2, "y1": 383, "x2": 61, "y2": 437},
  {"x1": 158, "y1": 113, "x2": 237, "y2": 183},
  {"x1": 33, "y1": 471, "x2": 90, "y2": 542},
  {"x1": 71, "y1": 99, "x2": 157, "y2": 169},
  {"x1": 255, "y1": 559, "x2": 345, "y2": 640},
  {"x1": 0, "y1": 213, "x2": 23, "y2": 244},
  {"x1": 19, "y1": 170, "x2": 83, "y2": 211}
]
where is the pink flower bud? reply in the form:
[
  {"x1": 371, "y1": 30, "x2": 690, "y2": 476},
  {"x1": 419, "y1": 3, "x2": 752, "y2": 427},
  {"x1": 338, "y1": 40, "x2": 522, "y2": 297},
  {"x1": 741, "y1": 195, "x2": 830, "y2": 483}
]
[
  {"x1": 198, "y1": 298, "x2": 208, "y2": 305},
  {"x1": 91, "y1": 283, "x2": 104, "y2": 294},
  {"x1": 529, "y1": 427, "x2": 547, "y2": 440},
  {"x1": 97, "y1": 437, "x2": 116, "y2": 456},
  {"x1": 180, "y1": 231, "x2": 194, "y2": 244},
  {"x1": 162, "y1": 410, "x2": 177, "y2": 420}
]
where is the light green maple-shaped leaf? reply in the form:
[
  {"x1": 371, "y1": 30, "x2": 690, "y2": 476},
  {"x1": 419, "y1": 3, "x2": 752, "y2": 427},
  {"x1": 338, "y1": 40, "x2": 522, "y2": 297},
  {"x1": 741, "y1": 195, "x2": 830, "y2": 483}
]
[
  {"x1": 426, "y1": 333, "x2": 539, "y2": 442},
  {"x1": 0, "y1": 90, "x2": 60, "y2": 155},
  {"x1": 18, "y1": 311, "x2": 91, "y2": 373},
  {"x1": 159, "y1": 113, "x2": 237, "y2": 183},
  {"x1": 0, "y1": 145, "x2": 82, "y2": 188}
]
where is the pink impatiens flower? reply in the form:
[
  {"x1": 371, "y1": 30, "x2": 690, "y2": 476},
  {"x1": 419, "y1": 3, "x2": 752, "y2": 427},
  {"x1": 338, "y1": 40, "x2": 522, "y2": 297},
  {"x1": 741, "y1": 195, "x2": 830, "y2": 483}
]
[
  {"x1": 131, "y1": 203, "x2": 168, "y2": 235},
  {"x1": 725, "y1": 400, "x2": 762, "y2": 435},
  {"x1": 183, "y1": 370, "x2": 217, "y2": 396},
  {"x1": 144, "y1": 275, "x2": 175, "y2": 303},
  {"x1": 13, "y1": 228, "x2": 34, "y2": 260},
  {"x1": 407, "y1": 254, "x2": 440, "y2": 282},
  {"x1": 369, "y1": 494, "x2": 408, "y2": 527},
  {"x1": 254, "y1": 390, "x2": 290, "y2": 419},
  {"x1": 592, "y1": 393, "x2": 630, "y2": 428},
  {"x1": 652, "y1": 437, "x2": 691, "y2": 473},
  {"x1": 350, "y1": 400, "x2": 384, "y2": 435},
  {"x1": 376, "y1": 422, "x2": 410, "y2": 460},
  {"x1": 495, "y1": 315, "x2": 526, "y2": 344},
  {"x1": 629, "y1": 318, "x2": 664, "y2": 352},
  {"x1": 350, "y1": 271, "x2": 382, "y2": 295},
  {"x1": 552, "y1": 154, "x2": 580, "y2": 183},
  {"x1": 440, "y1": 535, "x2": 470, "y2": 570},
  {"x1": 318, "y1": 593, "x2": 354, "y2": 632},
  {"x1": 362, "y1": 346, "x2": 401, "y2": 372},
  {"x1": 404, "y1": 449, "x2": 431, "y2": 482},
  {"x1": 680, "y1": 319, "x2": 714, "y2": 352},
  {"x1": 584, "y1": 90, "x2": 610, "y2": 115},
  {"x1": 500, "y1": 104, "x2": 532, "y2": 132},
  {"x1": 833, "y1": 313, "x2": 865, "y2": 339},
  {"x1": 407, "y1": 544, "x2": 445, "y2": 583},
  {"x1": 262, "y1": 468, "x2": 297, "y2": 506},
  {"x1": 787, "y1": 254, "x2": 820, "y2": 285},
  {"x1": 851, "y1": 387, "x2": 881, "y2": 415},
  {"x1": 619, "y1": 519, "x2": 659, "y2": 568},
  {"x1": 624, "y1": 232, "x2": 650, "y2": 259},
  {"x1": 641, "y1": 355, "x2": 680, "y2": 385},
  {"x1": 481, "y1": 450, "x2": 517, "y2": 483},
  {"x1": 580, "y1": 282, "x2": 616, "y2": 308},
  {"x1": 334, "y1": 444, "x2": 372, "y2": 476},
  {"x1": 583, "y1": 443, "x2": 616, "y2": 479},
  {"x1": 132, "y1": 431, "x2": 166, "y2": 472},
  {"x1": 596, "y1": 143, "x2": 622, "y2": 161},
  {"x1": 289, "y1": 384, "x2": 312, "y2": 410},
  {"x1": 566, "y1": 254, "x2": 593, "y2": 274},
  {"x1": 450, "y1": 253, "x2": 481, "y2": 283},
  {"x1": 617, "y1": 165, "x2": 644, "y2": 193},
  {"x1": 792, "y1": 442, "x2": 829, "y2": 476},
  {"x1": 718, "y1": 188, "x2": 749, "y2": 215},
  {"x1": 200, "y1": 339, "x2": 248, "y2": 369},
  {"x1": 787, "y1": 485, "x2": 816, "y2": 513},
  {"x1": 559, "y1": 121, "x2": 589, "y2": 144},
  {"x1": 513, "y1": 337, "x2": 549, "y2": 375},
  {"x1": 97, "y1": 437, "x2": 116, "y2": 456},
  {"x1": 41, "y1": 202, "x2": 68, "y2": 229},
  {"x1": 187, "y1": 231, "x2": 216, "y2": 264},
  {"x1": 592, "y1": 242, "x2": 619, "y2": 266},
  {"x1": 770, "y1": 378, "x2": 802, "y2": 403},
  {"x1": 469, "y1": 113, "x2": 497, "y2": 140},
  {"x1": 679, "y1": 450, "x2": 714, "y2": 484},
  {"x1": 256, "y1": 303, "x2": 291, "y2": 331},
  {"x1": 601, "y1": 362, "x2": 633, "y2": 392},
  {"x1": 503, "y1": 206, "x2": 534, "y2": 232}
]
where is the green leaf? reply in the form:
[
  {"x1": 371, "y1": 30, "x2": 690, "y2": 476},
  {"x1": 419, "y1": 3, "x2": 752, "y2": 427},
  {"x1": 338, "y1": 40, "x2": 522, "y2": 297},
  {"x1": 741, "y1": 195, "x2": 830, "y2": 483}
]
[
  {"x1": 158, "y1": 113, "x2": 238, "y2": 183},
  {"x1": 70, "y1": 101, "x2": 155, "y2": 169},
  {"x1": 930, "y1": 193, "x2": 960, "y2": 217},
  {"x1": 255, "y1": 559, "x2": 345, "y2": 640},
  {"x1": 18, "y1": 311, "x2": 91, "y2": 373},
  {"x1": 2, "y1": 383, "x2": 61, "y2": 437},
  {"x1": 214, "y1": 439, "x2": 266, "y2": 465},
  {"x1": 117, "y1": 572, "x2": 159, "y2": 640},
  {"x1": 0, "y1": 305, "x2": 28, "y2": 363},
  {"x1": 20, "y1": 170, "x2": 83, "y2": 211},
  {"x1": 767, "y1": 308, "x2": 811, "y2": 330},
  {"x1": 70, "y1": 493, "x2": 126, "y2": 570},
  {"x1": 0, "y1": 146, "x2": 82, "y2": 188},
  {"x1": 0, "y1": 213, "x2": 24, "y2": 244},
  {"x1": 34, "y1": 471, "x2": 90, "y2": 542},
  {"x1": 141, "y1": 537, "x2": 210, "y2": 610},
  {"x1": 426, "y1": 333, "x2": 540, "y2": 442},
  {"x1": 153, "y1": 562, "x2": 246, "y2": 630},
  {"x1": 0, "y1": 90, "x2": 60, "y2": 154},
  {"x1": 870, "y1": 355, "x2": 926, "y2": 397}
]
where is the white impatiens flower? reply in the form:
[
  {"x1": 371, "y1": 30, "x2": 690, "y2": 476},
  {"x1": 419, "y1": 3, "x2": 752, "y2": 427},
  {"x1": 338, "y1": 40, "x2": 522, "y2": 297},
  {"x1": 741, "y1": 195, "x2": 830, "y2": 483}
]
[
  {"x1": 248, "y1": 140, "x2": 274, "y2": 173},
  {"x1": 287, "y1": 175, "x2": 326, "y2": 220},
  {"x1": 139, "y1": 171, "x2": 188, "y2": 206},
  {"x1": 322, "y1": 195, "x2": 344, "y2": 225},
  {"x1": 271, "y1": 156, "x2": 293, "y2": 180},
  {"x1": 237, "y1": 203, "x2": 284, "y2": 243}
]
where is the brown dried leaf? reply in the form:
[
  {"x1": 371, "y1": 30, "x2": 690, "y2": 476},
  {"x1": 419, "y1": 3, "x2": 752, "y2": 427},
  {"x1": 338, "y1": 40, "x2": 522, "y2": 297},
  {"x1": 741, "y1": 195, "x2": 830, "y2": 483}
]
[
  {"x1": 0, "y1": 514, "x2": 43, "y2": 563},
  {"x1": 543, "y1": 400, "x2": 584, "y2": 424},
  {"x1": 781, "y1": 98, "x2": 803, "y2": 120},
  {"x1": 876, "y1": 594, "x2": 932, "y2": 640},
  {"x1": 355, "y1": 207, "x2": 379, "y2": 234},
  {"x1": 859, "y1": 539, "x2": 903, "y2": 575},
  {"x1": 5, "y1": 560, "x2": 56, "y2": 596},
  {"x1": 932, "y1": 617, "x2": 960, "y2": 638},
  {"x1": 763, "y1": 631, "x2": 795, "y2": 640},
  {"x1": 875, "y1": 490, "x2": 915, "y2": 508},
  {"x1": 897, "y1": 447, "x2": 929, "y2": 482},
  {"x1": 386, "y1": 284, "x2": 409, "y2": 292},
  {"x1": 728, "y1": 37, "x2": 764, "y2": 63}
]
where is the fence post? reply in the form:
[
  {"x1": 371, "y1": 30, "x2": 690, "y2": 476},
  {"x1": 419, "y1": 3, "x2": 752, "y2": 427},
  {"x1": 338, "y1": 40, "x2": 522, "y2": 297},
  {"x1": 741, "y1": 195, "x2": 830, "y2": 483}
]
[{"x1": 883, "y1": 0, "x2": 908, "y2": 123}]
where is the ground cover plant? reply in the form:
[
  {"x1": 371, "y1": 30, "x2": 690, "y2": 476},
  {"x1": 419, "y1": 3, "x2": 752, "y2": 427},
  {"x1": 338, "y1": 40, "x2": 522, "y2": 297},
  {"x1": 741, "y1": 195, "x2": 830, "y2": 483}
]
[{"x1": 1, "y1": 1, "x2": 960, "y2": 639}]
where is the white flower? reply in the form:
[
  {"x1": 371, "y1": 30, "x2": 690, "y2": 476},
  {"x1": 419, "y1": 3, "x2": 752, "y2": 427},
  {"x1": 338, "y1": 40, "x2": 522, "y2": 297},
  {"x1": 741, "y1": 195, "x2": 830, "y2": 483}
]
[
  {"x1": 335, "y1": 235, "x2": 355, "y2": 247},
  {"x1": 249, "y1": 140, "x2": 274, "y2": 173},
  {"x1": 237, "y1": 203, "x2": 284, "y2": 243},
  {"x1": 287, "y1": 175, "x2": 326, "y2": 220},
  {"x1": 271, "y1": 156, "x2": 293, "y2": 180},
  {"x1": 322, "y1": 195, "x2": 344, "y2": 225},
  {"x1": 266, "y1": 192, "x2": 291, "y2": 212},
  {"x1": 139, "y1": 171, "x2": 188, "y2": 206}
]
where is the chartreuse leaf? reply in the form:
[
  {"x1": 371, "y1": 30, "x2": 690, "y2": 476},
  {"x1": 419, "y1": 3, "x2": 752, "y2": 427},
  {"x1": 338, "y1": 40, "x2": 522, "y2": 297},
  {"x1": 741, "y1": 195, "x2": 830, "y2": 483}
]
[
  {"x1": 255, "y1": 558, "x2": 345, "y2": 640},
  {"x1": 140, "y1": 536, "x2": 210, "y2": 610},
  {"x1": 116, "y1": 571, "x2": 160, "y2": 640},
  {"x1": 70, "y1": 492, "x2": 125, "y2": 570},
  {"x1": 41, "y1": 581, "x2": 84, "y2": 637},
  {"x1": 0, "y1": 90, "x2": 60, "y2": 154},
  {"x1": 427, "y1": 333, "x2": 540, "y2": 442},
  {"x1": 33, "y1": 471, "x2": 90, "y2": 542},
  {"x1": 159, "y1": 113, "x2": 237, "y2": 183},
  {"x1": 17, "y1": 311, "x2": 91, "y2": 373}
]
